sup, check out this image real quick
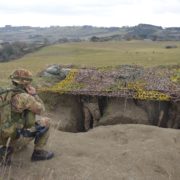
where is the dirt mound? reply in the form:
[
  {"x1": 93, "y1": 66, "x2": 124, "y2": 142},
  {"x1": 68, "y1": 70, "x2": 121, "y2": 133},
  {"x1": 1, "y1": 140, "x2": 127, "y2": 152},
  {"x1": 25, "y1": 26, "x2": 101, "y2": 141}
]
[{"x1": 1, "y1": 124, "x2": 180, "y2": 180}]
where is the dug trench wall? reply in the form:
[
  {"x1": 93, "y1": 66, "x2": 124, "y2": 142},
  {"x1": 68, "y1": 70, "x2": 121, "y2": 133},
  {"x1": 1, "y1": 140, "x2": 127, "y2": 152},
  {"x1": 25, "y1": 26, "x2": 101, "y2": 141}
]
[{"x1": 40, "y1": 92, "x2": 178, "y2": 132}]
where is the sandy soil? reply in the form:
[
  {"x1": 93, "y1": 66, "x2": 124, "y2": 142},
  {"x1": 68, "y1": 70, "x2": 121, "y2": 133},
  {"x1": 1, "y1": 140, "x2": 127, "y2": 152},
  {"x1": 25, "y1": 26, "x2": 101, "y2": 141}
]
[{"x1": 1, "y1": 124, "x2": 180, "y2": 180}]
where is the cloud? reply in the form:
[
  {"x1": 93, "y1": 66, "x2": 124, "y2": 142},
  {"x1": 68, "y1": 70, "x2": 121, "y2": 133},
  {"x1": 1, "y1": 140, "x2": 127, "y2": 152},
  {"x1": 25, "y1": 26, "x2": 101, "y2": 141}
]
[
  {"x1": 0, "y1": 0, "x2": 140, "y2": 15},
  {"x1": 0, "y1": 0, "x2": 180, "y2": 27},
  {"x1": 155, "y1": 4, "x2": 180, "y2": 14},
  {"x1": 143, "y1": 0, "x2": 180, "y2": 14},
  {"x1": 0, "y1": 1, "x2": 99, "y2": 16}
]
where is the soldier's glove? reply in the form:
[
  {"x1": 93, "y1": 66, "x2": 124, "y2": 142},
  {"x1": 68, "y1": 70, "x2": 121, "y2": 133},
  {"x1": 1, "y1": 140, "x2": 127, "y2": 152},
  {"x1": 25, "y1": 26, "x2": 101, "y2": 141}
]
[
  {"x1": 16, "y1": 124, "x2": 49, "y2": 144},
  {"x1": 16, "y1": 129, "x2": 36, "y2": 138},
  {"x1": 16, "y1": 129, "x2": 22, "y2": 139}
]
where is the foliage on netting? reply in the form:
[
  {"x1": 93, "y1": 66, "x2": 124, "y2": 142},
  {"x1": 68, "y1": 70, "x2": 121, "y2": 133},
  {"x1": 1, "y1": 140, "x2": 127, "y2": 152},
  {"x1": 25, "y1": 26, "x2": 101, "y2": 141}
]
[
  {"x1": 127, "y1": 82, "x2": 170, "y2": 101},
  {"x1": 40, "y1": 69, "x2": 84, "y2": 94},
  {"x1": 39, "y1": 64, "x2": 180, "y2": 101},
  {"x1": 171, "y1": 68, "x2": 180, "y2": 83},
  {"x1": 134, "y1": 90, "x2": 170, "y2": 101}
]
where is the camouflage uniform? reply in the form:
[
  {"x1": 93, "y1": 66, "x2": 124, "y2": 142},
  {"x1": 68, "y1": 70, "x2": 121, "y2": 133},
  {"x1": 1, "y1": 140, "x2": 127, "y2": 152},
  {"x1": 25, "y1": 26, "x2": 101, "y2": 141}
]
[
  {"x1": 0, "y1": 69, "x2": 53, "y2": 163},
  {"x1": 10, "y1": 92, "x2": 50, "y2": 150},
  {"x1": 81, "y1": 96, "x2": 101, "y2": 131}
]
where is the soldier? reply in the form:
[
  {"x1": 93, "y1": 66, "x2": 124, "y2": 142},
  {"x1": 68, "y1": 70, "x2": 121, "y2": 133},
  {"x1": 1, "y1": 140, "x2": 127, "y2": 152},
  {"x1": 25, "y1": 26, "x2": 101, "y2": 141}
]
[
  {"x1": 81, "y1": 96, "x2": 101, "y2": 131},
  {"x1": 0, "y1": 69, "x2": 54, "y2": 164}
]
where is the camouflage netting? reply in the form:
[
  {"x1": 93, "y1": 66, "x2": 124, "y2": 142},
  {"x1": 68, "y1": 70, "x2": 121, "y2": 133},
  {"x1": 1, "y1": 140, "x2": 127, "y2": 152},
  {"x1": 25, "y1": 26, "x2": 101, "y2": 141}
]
[{"x1": 39, "y1": 64, "x2": 180, "y2": 102}]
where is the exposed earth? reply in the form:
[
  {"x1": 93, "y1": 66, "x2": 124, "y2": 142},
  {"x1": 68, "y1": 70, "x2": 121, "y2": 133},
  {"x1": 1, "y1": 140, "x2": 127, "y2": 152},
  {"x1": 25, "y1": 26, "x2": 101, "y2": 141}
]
[{"x1": 1, "y1": 123, "x2": 180, "y2": 180}]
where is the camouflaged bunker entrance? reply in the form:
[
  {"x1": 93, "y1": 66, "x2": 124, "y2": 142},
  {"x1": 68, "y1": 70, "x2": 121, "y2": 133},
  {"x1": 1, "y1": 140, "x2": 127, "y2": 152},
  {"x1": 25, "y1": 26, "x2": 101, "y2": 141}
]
[{"x1": 39, "y1": 64, "x2": 180, "y2": 132}]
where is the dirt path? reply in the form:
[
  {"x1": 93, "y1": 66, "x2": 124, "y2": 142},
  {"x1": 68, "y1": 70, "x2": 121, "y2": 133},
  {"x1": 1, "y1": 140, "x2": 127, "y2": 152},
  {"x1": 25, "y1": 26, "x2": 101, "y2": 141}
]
[{"x1": 1, "y1": 124, "x2": 180, "y2": 180}]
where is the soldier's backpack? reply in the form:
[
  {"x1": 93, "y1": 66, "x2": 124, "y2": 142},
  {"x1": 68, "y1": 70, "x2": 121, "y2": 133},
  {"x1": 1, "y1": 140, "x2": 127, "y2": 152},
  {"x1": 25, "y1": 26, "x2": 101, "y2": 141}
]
[
  {"x1": 0, "y1": 88, "x2": 14, "y2": 145},
  {"x1": 0, "y1": 87, "x2": 46, "y2": 147}
]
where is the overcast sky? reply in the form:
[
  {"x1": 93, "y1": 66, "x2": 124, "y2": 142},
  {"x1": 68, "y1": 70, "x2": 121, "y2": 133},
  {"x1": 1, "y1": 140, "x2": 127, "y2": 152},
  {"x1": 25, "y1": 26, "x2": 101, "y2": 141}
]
[{"x1": 0, "y1": 0, "x2": 180, "y2": 27}]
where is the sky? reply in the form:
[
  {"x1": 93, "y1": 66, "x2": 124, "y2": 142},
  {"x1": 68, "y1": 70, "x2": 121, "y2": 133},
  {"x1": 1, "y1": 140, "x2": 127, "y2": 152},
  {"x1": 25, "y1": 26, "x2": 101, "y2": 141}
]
[{"x1": 0, "y1": 0, "x2": 180, "y2": 28}]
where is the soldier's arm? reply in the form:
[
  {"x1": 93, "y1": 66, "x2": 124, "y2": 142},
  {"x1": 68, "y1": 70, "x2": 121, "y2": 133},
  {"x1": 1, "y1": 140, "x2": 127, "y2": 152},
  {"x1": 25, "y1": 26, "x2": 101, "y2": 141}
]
[
  {"x1": 33, "y1": 94, "x2": 45, "y2": 107},
  {"x1": 11, "y1": 93, "x2": 45, "y2": 115}
]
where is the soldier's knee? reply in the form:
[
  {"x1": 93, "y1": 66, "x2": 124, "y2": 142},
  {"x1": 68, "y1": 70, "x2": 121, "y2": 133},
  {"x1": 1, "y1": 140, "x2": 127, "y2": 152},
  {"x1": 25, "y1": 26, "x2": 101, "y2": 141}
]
[
  {"x1": 44, "y1": 118, "x2": 51, "y2": 128},
  {"x1": 37, "y1": 117, "x2": 51, "y2": 128}
]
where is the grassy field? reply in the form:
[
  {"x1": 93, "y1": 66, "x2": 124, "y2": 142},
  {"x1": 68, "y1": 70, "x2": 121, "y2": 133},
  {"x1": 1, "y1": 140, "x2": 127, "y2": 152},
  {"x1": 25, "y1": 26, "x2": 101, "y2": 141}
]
[{"x1": 0, "y1": 40, "x2": 180, "y2": 86}]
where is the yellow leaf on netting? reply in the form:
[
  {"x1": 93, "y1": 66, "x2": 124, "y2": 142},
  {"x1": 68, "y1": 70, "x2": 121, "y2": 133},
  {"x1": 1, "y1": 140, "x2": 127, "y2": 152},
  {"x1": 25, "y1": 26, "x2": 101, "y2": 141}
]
[{"x1": 134, "y1": 90, "x2": 170, "y2": 101}]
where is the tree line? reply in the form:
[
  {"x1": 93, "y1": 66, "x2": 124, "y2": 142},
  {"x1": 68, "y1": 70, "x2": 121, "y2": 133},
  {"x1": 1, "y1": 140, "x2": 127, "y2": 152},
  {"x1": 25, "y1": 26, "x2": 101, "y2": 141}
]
[{"x1": 0, "y1": 42, "x2": 45, "y2": 62}]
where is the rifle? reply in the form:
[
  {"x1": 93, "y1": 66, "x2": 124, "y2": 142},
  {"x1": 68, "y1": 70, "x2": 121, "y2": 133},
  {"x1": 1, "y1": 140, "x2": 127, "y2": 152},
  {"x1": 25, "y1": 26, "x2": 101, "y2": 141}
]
[{"x1": 17, "y1": 123, "x2": 49, "y2": 144}]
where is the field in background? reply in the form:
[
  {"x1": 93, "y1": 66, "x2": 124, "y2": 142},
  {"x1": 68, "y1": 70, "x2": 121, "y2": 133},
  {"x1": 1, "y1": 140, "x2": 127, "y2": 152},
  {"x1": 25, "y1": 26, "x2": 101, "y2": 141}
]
[{"x1": 0, "y1": 40, "x2": 180, "y2": 86}]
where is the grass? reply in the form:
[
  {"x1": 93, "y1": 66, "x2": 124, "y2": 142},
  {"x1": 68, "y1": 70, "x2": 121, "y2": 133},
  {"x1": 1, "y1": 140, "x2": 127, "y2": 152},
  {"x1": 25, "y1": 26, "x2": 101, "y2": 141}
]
[{"x1": 0, "y1": 40, "x2": 180, "y2": 86}]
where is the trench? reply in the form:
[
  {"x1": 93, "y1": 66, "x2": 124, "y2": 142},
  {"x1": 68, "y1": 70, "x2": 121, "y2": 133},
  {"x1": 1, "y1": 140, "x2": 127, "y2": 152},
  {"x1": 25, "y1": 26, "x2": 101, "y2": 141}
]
[{"x1": 40, "y1": 92, "x2": 180, "y2": 132}]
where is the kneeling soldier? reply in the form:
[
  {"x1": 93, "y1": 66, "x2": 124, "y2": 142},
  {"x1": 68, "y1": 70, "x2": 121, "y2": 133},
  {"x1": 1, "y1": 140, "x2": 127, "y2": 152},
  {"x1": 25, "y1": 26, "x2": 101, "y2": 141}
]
[{"x1": 0, "y1": 69, "x2": 54, "y2": 164}]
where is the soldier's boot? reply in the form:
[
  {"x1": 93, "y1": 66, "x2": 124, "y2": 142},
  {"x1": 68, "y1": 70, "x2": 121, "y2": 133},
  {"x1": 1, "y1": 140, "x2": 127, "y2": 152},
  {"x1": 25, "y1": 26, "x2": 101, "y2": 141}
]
[
  {"x1": 0, "y1": 146, "x2": 14, "y2": 166},
  {"x1": 31, "y1": 149, "x2": 54, "y2": 161}
]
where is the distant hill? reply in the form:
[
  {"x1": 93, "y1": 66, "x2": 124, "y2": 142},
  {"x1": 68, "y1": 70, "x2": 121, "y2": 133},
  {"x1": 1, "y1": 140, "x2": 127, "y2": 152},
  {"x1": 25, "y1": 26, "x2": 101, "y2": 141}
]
[
  {"x1": 1, "y1": 24, "x2": 180, "y2": 44},
  {"x1": 90, "y1": 24, "x2": 180, "y2": 42},
  {"x1": 1, "y1": 24, "x2": 180, "y2": 62}
]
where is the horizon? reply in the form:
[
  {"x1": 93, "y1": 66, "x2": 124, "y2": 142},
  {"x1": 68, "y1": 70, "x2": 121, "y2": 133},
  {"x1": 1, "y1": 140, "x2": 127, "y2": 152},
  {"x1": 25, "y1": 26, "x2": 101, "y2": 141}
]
[{"x1": 1, "y1": 23, "x2": 180, "y2": 29}]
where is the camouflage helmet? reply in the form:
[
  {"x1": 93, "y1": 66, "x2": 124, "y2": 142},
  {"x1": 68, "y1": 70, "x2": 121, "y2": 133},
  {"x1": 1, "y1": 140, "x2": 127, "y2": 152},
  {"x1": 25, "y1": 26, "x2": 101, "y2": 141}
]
[{"x1": 10, "y1": 69, "x2": 33, "y2": 85}]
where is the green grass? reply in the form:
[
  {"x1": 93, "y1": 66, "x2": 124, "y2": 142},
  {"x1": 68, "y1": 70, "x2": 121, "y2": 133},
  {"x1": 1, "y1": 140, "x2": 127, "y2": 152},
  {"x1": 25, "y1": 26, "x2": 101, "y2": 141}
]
[{"x1": 0, "y1": 40, "x2": 180, "y2": 86}]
